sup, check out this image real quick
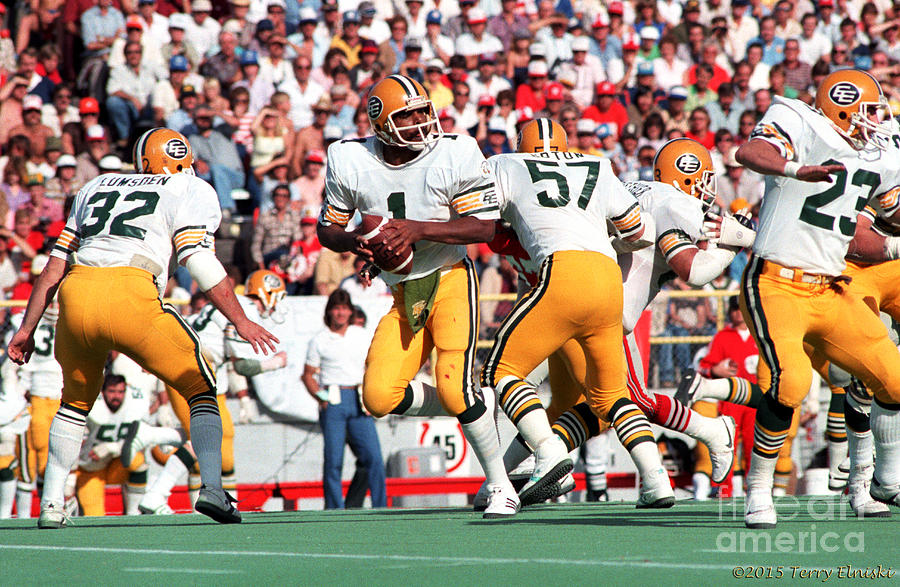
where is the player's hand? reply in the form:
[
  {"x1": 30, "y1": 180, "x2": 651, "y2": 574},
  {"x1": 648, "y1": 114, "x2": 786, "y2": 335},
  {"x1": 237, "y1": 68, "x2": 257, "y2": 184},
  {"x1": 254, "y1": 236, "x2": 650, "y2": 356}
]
[
  {"x1": 352, "y1": 235, "x2": 375, "y2": 263},
  {"x1": 234, "y1": 319, "x2": 280, "y2": 355},
  {"x1": 238, "y1": 395, "x2": 259, "y2": 424},
  {"x1": 711, "y1": 359, "x2": 739, "y2": 378},
  {"x1": 7, "y1": 331, "x2": 34, "y2": 365},
  {"x1": 379, "y1": 219, "x2": 423, "y2": 252},
  {"x1": 796, "y1": 164, "x2": 845, "y2": 183}
]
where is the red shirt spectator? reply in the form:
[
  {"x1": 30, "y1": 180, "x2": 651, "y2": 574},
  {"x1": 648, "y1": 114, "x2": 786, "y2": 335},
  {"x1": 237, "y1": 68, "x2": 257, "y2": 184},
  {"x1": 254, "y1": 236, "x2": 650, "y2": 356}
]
[
  {"x1": 582, "y1": 81, "x2": 629, "y2": 138},
  {"x1": 514, "y1": 61, "x2": 548, "y2": 112}
]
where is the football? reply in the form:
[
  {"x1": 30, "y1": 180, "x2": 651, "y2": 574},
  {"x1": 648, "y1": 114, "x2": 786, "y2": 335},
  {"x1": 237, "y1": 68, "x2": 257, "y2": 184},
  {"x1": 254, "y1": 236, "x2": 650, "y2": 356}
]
[{"x1": 355, "y1": 214, "x2": 414, "y2": 275}]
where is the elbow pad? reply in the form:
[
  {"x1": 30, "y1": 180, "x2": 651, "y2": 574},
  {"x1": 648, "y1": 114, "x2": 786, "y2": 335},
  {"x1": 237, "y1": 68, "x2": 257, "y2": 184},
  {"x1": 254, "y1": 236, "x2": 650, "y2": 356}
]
[
  {"x1": 687, "y1": 246, "x2": 736, "y2": 286},
  {"x1": 184, "y1": 250, "x2": 228, "y2": 292}
]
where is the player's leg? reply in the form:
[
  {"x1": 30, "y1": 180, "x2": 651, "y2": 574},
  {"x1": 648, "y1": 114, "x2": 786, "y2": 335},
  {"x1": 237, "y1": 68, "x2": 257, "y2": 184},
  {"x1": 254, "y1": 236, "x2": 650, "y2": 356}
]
[
  {"x1": 582, "y1": 430, "x2": 611, "y2": 502},
  {"x1": 42, "y1": 275, "x2": 112, "y2": 528},
  {"x1": 218, "y1": 395, "x2": 236, "y2": 493},
  {"x1": 811, "y1": 296, "x2": 900, "y2": 506},
  {"x1": 429, "y1": 260, "x2": 518, "y2": 516},
  {"x1": 624, "y1": 332, "x2": 736, "y2": 484},
  {"x1": 481, "y1": 258, "x2": 575, "y2": 506},
  {"x1": 690, "y1": 400, "x2": 717, "y2": 501},
  {"x1": 120, "y1": 452, "x2": 148, "y2": 515},
  {"x1": 773, "y1": 410, "x2": 799, "y2": 496},
  {"x1": 28, "y1": 396, "x2": 60, "y2": 480},
  {"x1": 0, "y1": 444, "x2": 16, "y2": 518},
  {"x1": 574, "y1": 253, "x2": 670, "y2": 508},
  {"x1": 114, "y1": 282, "x2": 237, "y2": 523},
  {"x1": 140, "y1": 444, "x2": 194, "y2": 514},
  {"x1": 163, "y1": 386, "x2": 201, "y2": 501},
  {"x1": 740, "y1": 261, "x2": 817, "y2": 528},
  {"x1": 75, "y1": 467, "x2": 108, "y2": 516},
  {"x1": 15, "y1": 423, "x2": 34, "y2": 518},
  {"x1": 675, "y1": 371, "x2": 763, "y2": 407}
]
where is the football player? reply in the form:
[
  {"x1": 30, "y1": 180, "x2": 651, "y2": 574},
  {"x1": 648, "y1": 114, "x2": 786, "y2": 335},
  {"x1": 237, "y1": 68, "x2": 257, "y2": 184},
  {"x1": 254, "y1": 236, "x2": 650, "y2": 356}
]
[
  {"x1": 0, "y1": 351, "x2": 29, "y2": 518},
  {"x1": 75, "y1": 374, "x2": 181, "y2": 516},
  {"x1": 138, "y1": 270, "x2": 289, "y2": 515},
  {"x1": 483, "y1": 126, "x2": 742, "y2": 506},
  {"x1": 735, "y1": 69, "x2": 900, "y2": 528},
  {"x1": 480, "y1": 119, "x2": 678, "y2": 507},
  {"x1": 7, "y1": 127, "x2": 279, "y2": 528},
  {"x1": 318, "y1": 74, "x2": 519, "y2": 518}
]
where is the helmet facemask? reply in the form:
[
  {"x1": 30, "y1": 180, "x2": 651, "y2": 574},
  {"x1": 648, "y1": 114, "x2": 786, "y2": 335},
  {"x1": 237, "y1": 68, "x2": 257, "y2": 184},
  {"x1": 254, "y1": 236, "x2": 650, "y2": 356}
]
[
  {"x1": 384, "y1": 98, "x2": 443, "y2": 151},
  {"x1": 847, "y1": 96, "x2": 893, "y2": 150},
  {"x1": 692, "y1": 168, "x2": 717, "y2": 213}
]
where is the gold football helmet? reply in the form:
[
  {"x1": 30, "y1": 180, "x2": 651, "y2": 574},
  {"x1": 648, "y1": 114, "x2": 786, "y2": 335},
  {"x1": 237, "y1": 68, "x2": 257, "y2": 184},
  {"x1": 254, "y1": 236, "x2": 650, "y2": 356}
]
[
  {"x1": 245, "y1": 270, "x2": 286, "y2": 315},
  {"x1": 366, "y1": 74, "x2": 442, "y2": 150},
  {"x1": 816, "y1": 69, "x2": 891, "y2": 150},
  {"x1": 653, "y1": 138, "x2": 716, "y2": 211},
  {"x1": 516, "y1": 118, "x2": 568, "y2": 153},
  {"x1": 133, "y1": 128, "x2": 195, "y2": 175}
]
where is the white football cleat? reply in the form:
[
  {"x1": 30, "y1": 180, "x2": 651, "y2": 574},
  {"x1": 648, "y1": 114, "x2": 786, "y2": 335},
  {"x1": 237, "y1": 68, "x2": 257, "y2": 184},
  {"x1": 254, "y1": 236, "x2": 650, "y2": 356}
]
[
  {"x1": 636, "y1": 467, "x2": 675, "y2": 509},
  {"x1": 37, "y1": 502, "x2": 69, "y2": 529},
  {"x1": 472, "y1": 481, "x2": 490, "y2": 512},
  {"x1": 870, "y1": 477, "x2": 900, "y2": 507},
  {"x1": 482, "y1": 483, "x2": 520, "y2": 519},
  {"x1": 552, "y1": 472, "x2": 576, "y2": 500},
  {"x1": 139, "y1": 491, "x2": 175, "y2": 515},
  {"x1": 674, "y1": 369, "x2": 702, "y2": 406},
  {"x1": 829, "y1": 456, "x2": 850, "y2": 492},
  {"x1": 518, "y1": 436, "x2": 573, "y2": 507},
  {"x1": 848, "y1": 465, "x2": 890, "y2": 518},
  {"x1": 707, "y1": 416, "x2": 736, "y2": 484},
  {"x1": 744, "y1": 489, "x2": 777, "y2": 529}
]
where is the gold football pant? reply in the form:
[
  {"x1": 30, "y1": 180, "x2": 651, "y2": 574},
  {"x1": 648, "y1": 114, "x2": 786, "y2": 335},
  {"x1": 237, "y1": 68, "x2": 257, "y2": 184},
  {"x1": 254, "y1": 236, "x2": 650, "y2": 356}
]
[
  {"x1": 55, "y1": 266, "x2": 216, "y2": 412},
  {"x1": 844, "y1": 259, "x2": 900, "y2": 320},
  {"x1": 363, "y1": 259, "x2": 480, "y2": 418},
  {"x1": 76, "y1": 452, "x2": 146, "y2": 516},
  {"x1": 741, "y1": 257, "x2": 900, "y2": 408},
  {"x1": 483, "y1": 251, "x2": 629, "y2": 421},
  {"x1": 168, "y1": 387, "x2": 234, "y2": 476},
  {"x1": 26, "y1": 396, "x2": 58, "y2": 480}
]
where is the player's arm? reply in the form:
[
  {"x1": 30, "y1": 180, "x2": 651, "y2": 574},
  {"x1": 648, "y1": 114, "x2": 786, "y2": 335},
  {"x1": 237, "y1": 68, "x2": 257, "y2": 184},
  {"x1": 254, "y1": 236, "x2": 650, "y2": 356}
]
[
  {"x1": 847, "y1": 212, "x2": 900, "y2": 262},
  {"x1": 735, "y1": 138, "x2": 844, "y2": 182},
  {"x1": 379, "y1": 216, "x2": 496, "y2": 251},
  {"x1": 7, "y1": 255, "x2": 68, "y2": 364},
  {"x1": 182, "y1": 251, "x2": 278, "y2": 355},
  {"x1": 662, "y1": 231, "x2": 736, "y2": 287}
]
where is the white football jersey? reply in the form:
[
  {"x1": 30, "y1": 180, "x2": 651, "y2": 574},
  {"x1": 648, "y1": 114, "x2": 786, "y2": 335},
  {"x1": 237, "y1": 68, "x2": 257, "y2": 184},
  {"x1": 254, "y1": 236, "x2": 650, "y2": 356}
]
[
  {"x1": 618, "y1": 181, "x2": 705, "y2": 333},
  {"x1": 322, "y1": 134, "x2": 499, "y2": 286},
  {"x1": 51, "y1": 173, "x2": 221, "y2": 294},
  {"x1": 750, "y1": 96, "x2": 898, "y2": 275},
  {"x1": 79, "y1": 389, "x2": 150, "y2": 471},
  {"x1": 108, "y1": 354, "x2": 157, "y2": 414},
  {"x1": 187, "y1": 303, "x2": 231, "y2": 369},
  {"x1": 6, "y1": 312, "x2": 62, "y2": 399},
  {"x1": 486, "y1": 151, "x2": 643, "y2": 266}
]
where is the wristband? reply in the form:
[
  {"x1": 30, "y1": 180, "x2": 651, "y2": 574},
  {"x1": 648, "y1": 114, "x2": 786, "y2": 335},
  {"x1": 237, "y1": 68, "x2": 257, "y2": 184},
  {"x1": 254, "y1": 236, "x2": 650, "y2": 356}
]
[{"x1": 783, "y1": 161, "x2": 802, "y2": 178}]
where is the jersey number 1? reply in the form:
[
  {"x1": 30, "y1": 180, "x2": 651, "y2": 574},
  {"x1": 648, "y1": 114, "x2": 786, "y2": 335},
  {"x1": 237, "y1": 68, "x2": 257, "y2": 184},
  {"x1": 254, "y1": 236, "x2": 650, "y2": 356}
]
[{"x1": 81, "y1": 190, "x2": 161, "y2": 239}]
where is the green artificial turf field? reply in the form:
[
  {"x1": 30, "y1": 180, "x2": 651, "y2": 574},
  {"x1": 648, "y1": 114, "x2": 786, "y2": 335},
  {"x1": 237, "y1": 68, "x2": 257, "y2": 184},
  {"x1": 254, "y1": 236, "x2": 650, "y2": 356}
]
[{"x1": 0, "y1": 497, "x2": 895, "y2": 585}]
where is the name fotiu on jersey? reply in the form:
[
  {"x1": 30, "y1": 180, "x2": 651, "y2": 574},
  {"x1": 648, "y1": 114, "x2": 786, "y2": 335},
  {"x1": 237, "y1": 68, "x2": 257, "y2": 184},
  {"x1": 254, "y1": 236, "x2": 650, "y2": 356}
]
[{"x1": 96, "y1": 175, "x2": 173, "y2": 188}]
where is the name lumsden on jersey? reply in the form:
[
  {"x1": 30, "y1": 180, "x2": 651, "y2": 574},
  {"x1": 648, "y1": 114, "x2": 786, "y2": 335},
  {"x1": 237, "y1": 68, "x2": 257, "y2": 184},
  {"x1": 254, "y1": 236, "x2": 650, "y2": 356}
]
[{"x1": 96, "y1": 175, "x2": 173, "y2": 188}]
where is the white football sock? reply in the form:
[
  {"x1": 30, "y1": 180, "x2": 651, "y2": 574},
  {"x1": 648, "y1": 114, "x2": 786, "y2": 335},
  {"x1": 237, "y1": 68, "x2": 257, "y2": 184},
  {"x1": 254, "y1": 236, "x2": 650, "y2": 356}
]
[
  {"x1": 461, "y1": 405, "x2": 510, "y2": 487},
  {"x1": 732, "y1": 474, "x2": 745, "y2": 497},
  {"x1": 697, "y1": 377, "x2": 731, "y2": 402},
  {"x1": 871, "y1": 401, "x2": 900, "y2": 487},
  {"x1": 400, "y1": 381, "x2": 450, "y2": 417},
  {"x1": 628, "y1": 441, "x2": 666, "y2": 481},
  {"x1": 16, "y1": 482, "x2": 33, "y2": 518},
  {"x1": 683, "y1": 410, "x2": 722, "y2": 446},
  {"x1": 145, "y1": 425, "x2": 185, "y2": 447},
  {"x1": 515, "y1": 410, "x2": 555, "y2": 452},
  {"x1": 143, "y1": 451, "x2": 189, "y2": 505},
  {"x1": 746, "y1": 452, "x2": 777, "y2": 494},
  {"x1": 41, "y1": 406, "x2": 87, "y2": 508},
  {"x1": 692, "y1": 472, "x2": 710, "y2": 501},
  {"x1": 502, "y1": 435, "x2": 532, "y2": 473},
  {"x1": 0, "y1": 474, "x2": 15, "y2": 518},
  {"x1": 847, "y1": 428, "x2": 874, "y2": 468},
  {"x1": 124, "y1": 483, "x2": 146, "y2": 515}
]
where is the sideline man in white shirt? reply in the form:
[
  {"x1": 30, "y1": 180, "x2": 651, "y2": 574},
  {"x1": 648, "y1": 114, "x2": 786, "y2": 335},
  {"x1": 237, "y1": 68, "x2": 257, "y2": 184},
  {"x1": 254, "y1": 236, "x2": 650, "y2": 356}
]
[{"x1": 302, "y1": 289, "x2": 386, "y2": 509}]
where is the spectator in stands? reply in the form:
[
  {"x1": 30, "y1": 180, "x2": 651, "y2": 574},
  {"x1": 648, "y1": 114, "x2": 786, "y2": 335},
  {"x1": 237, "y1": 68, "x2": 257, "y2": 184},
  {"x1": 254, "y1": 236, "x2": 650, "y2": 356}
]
[
  {"x1": 185, "y1": 0, "x2": 221, "y2": 59},
  {"x1": 5, "y1": 208, "x2": 41, "y2": 273},
  {"x1": 798, "y1": 12, "x2": 832, "y2": 66},
  {"x1": 658, "y1": 277, "x2": 715, "y2": 387},
  {"x1": 534, "y1": 81, "x2": 564, "y2": 120},
  {"x1": 725, "y1": 0, "x2": 758, "y2": 62},
  {"x1": 106, "y1": 40, "x2": 159, "y2": 147},
  {"x1": 80, "y1": 0, "x2": 125, "y2": 64},
  {"x1": 515, "y1": 61, "x2": 548, "y2": 113},
  {"x1": 61, "y1": 97, "x2": 99, "y2": 155},
  {"x1": 333, "y1": 10, "x2": 364, "y2": 69},
  {"x1": 41, "y1": 84, "x2": 78, "y2": 136},
  {"x1": 314, "y1": 247, "x2": 356, "y2": 296},
  {"x1": 291, "y1": 94, "x2": 328, "y2": 176},
  {"x1": 276, "y1": 56, "x2": 322, "y2": 131},
  {"x1": 285, "y1": 214, "x2": 321, "y2": 295},
  {"x1": 165, "y1": 83, "x2": 200, "y2": 135},
  {"x1": 447, "y1": 81, "x2": 478, "y2": 134},
  {"x1": 781, "y1": 38, "x2": 812, "y2": 93},
  {"x1": 220, "y1": 86, "x2": 255, "y2": 161},
  {"x1": 0, "y1": 158, "x2": 29, "y2": 216},
  {"x1": 423, "y1": 59, "x2": 452, "y2": 109},
  {"x1": 660, "y1": 85, "x2": 689, "y2": 133},
  {"x1": 480, "y1": 116, "x2": 513, "y2": 155},
  {"x1": 292, "y1": 149, "x2": 325, "y2": 215},
  {"x1": 0, "y1": 77, "x2": 29, "y2": 146},
  {"x1": 358, "y1": 2, "x2": 389, "y2": 45},
  {"x1": 23, "y1": 174, "x2": 63, "y2": 226},
  {"x1": 583, "y1": 80, "x2": 628, "y2": 138},
  {"x1": 350, "y1": 39, "x2": 380, "y2": 90},
  {"x1": 74, "y1": 125, "x2": 109, "y2": 185},
  {"x1": 109, "y1": 14, "x2": 162, "y2": 72},
  {"x1": 10, "y1": 95, "x2": 55, "y2": 163},
  {"x1": 45, "y1": 154, "x2": 80, "y2": 200},
  {"x1": 422, "y1": 10, "x2": 453, "y2": 64},
  {"x1": 152, "y1": 55, "x2": 194, "y2": 126},
  {"x1": 251, "y1": 183, "x2": 302, "y2": 271},
  {"x1": 456, "y1": 8, "x2": 502, "y2": 71},
  {"x1": 468, "y1": 53, "x2": 509, "y2": 106},
  {"x1": 705, "y1": 82, "x2": 742, "y2": 135},
  {"x1": 717, "y1": 146, "x2": 764, "y2": 210},
  {"x1": 250, "y1": 105, "x2": 293, "y2": 176},
  {"x1": 302, "y1": 288, "x2": 386, "y2": 510},
  {"x1": 162, "y1": 12, "x2": 201, "y2": 69},
  {"x1": 235, "y1": 49, "x2": 275, "y2": 115},
  {"x1": 190, "y1": 105, "x2": 243, "y2": 214},
  {"x1": 397, "y1": 37, "x2": 425, "y2": 83},
  {"x1": 200, "y1": 30, "x2": 241, "y2": 91},
  {"x1": 136, "y1": 0, "x2": 170, "y2": 50},
  {"x1": 378, "y1": 15, "x2": 408, "y2": 74},
  {"x1": 253, "y1": 152, "x2": 295, "y2": 212},
  {"x1": 339, "y1": 256, "x2": 390, "y2": 300}
]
